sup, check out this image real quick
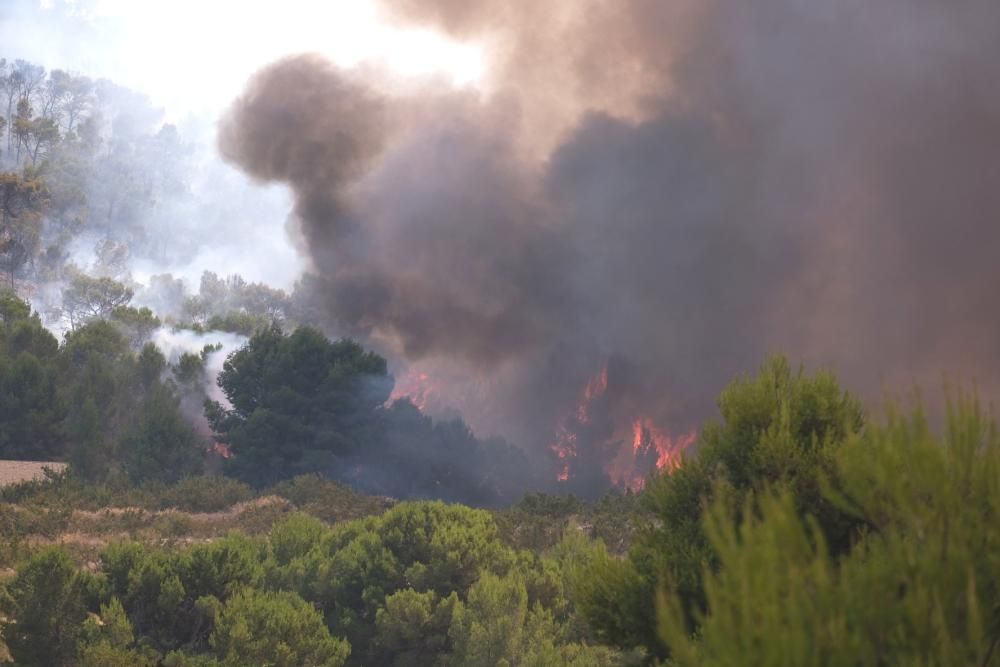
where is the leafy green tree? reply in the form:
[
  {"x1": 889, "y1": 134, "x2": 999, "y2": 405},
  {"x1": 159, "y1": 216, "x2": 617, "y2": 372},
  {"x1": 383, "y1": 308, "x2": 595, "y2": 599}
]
[
  {"x1": 579, "y1": 356, "x2": 864, "y2": 657},
  {"x1": 12, "y1": 97, "x2": 33, "y2": 163},
  {"x1": 207, "y1": 324, "x2": 389, "y2": 486},
  {"x1": 205, "y1": 310, "x2": 272, "y2": 335},
  {"x1": 78, "y1": 642, "x2": 157, "y2": 667},
  {"x1": 101, "y1": 534, "x2": 265, "y2": 653},
  {"x1": 519, "y1": 605, "x2": 626, "y2": 667},
  {"x1": 658, "y1": 396, "x2": 1000, "y2": 666},
  {"x1": 118, "y1": 380, "x2": 204, "y2": 483},
  {"x1": 48, "y1": 70, "x2": 94, "y2": 135},
  {"x1": 60, "y1": 320, "x2": 137, "y2": 480},
  {"x1": 493, "y1": 492, "x2": 585, "y2": 552},
  {"x1": 269, "y1": 501, "x2": 512, "y2": 663},
  {"x1": 0, "y1": 170, "x2": 46, "y2": 288},
  {"x1": 77, "y1": 597, "x2": 156, "y2": 667},
  {"x1": 0, "y1": 547, "x2": 92, "y2": 666},
  {"x1": 62, "y1": 270, "x2": 134, "y2": 330},
  {"x1": 268, "y1": 512, "x2": 327, "y2": 566},
  {"x1": 374, "y1": 588, "x2": 458, "y2": 665},
  {"x1": 376, "y1": 398, "x2": 537, "y2": 505},
  {"x1": 25, "y1": 114, "x2": 60, "y2": 165},
  {"x1": 161, "y1": 652, "x2": 222, "y2": 667},
  {"x1": 210, "y1": 589, "x2": 350, "y2": 667},
  {"x1": 449, "y1": 572, "x2": 528, "y2": 667},
  {"x1": 0, "y1": 291, "x2": 64, "y2": 459},
  {"x1": 0, "y1": 287, "x2": 29, "y2": 323},
  {"x1": 59, "y1": 322, "x2": 203, "y2": 482},
  {"x1": 181, "y1": 271, "x2": 290, "y2": 327}
]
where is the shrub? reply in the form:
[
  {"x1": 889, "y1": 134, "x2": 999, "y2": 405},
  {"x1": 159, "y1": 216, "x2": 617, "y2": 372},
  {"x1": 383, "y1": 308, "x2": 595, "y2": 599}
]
[
  {"x1": 658, "y1": 396, "x2": 1000, "y2": 665},
  {"x1": 210, "y1": 589, "x2": 350, "y2": 667},
  {"x1": 156, "y1": 477, "x2": 254, "y2": 513},
  {"x1": 273, "y1": 474, "x2": 391, "y2": 523},
  {"x1": 0, "y1": 547, "x2": 93, "y2": 666},
  {"x1": 580, "y1": 356, "x2": 864, "y2": 656}
]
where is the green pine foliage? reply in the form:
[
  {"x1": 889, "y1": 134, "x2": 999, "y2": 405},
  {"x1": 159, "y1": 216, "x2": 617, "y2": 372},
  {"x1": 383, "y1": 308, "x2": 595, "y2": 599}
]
[
  {"x1": 206, "y1": 324, "x2": 536, "y2": 503},
  {"x1": 0, "y1": 546, "x2": 96, "y2": 666},
  {"x1": 207, "y1": 324, "x2": 390, "y2": 486},
  {"x1": 0, "y1": 292, "x2": 204, "y2": 481},
  {"x1": 579, "y1": 356, "x2": 864, "y2": 656},
  {"x1": 659, "y1": 395, "x2": 1000, "y2": 665},
  {"x1": 0, "y1": 290, "x2": 64, "y2": 459},
  {"x1": 2, "y1": 341, "x2": 998, "y2": 666},
  {"x1": 0, "y1": 499, "x2": 623, "y2": 666},
  {"x1": 210, "y1": 589, "x2": 350, "y2": 667}
]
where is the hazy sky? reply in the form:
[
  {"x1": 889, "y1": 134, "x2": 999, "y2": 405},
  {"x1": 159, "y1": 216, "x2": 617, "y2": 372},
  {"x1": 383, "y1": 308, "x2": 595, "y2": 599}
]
[
  {"x1": 3, "y1": 0, "x2": 484, "y2": 118},
  {"x1": 0, "y1": 0, "x2": 485, "y2": 289}
]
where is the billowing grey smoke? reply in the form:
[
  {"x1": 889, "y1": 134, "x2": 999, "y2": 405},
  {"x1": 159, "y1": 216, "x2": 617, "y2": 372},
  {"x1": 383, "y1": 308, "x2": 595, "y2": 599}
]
[{"x1": 219, "y1": 0, "x2": 1000, "y2": 488}]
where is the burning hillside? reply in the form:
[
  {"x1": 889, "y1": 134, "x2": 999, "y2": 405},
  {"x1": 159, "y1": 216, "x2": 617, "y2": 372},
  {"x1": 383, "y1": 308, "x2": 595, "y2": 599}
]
[{"x1": 218, "y1": 0, "x2": 1000, "y2": 495}]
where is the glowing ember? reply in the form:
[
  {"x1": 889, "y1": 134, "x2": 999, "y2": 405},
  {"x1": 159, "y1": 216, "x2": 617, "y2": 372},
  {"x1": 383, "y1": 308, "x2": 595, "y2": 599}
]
[
  {"x1": 550, "y1": 362, "x2": 697, "y2": 489},
  {"x1": 631, "y1": 418, "x2": 696, "y2": 472},
  {"x1": 552, "y1": 425, "x2": 577, "y2": 481},
  {"x1": 390, "y1": 371, "x2": 435, "y2": 411},
  {"x1": 549, "y1": 364, "x2": 608, "y2": 478},
  {"x1": 577, "y1": 364, "x2": 608, "y2": 423}
]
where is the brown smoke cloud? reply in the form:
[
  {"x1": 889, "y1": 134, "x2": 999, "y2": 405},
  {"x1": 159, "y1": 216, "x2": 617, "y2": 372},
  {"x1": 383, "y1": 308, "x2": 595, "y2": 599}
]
[{"x1": 219, "y1": 0, "x2": 1000, "y2": 490}]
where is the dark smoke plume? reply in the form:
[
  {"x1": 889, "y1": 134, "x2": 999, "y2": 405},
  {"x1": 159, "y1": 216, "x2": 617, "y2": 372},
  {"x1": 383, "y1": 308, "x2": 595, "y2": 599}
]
[{"x1": 220, "y1": 0, "x2": 1000, "y2": 492}]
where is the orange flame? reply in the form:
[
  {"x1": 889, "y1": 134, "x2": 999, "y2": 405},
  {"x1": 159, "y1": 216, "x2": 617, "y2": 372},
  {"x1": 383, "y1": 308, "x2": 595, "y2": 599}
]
[
  {"x1": 577, "y1": 364, "x2": 608, "y2": 423},
  {"x1": 552, "y1": 425, "x2": 577, "y2": 481},
  {"x1": 551, "y1": 363, "x2": 697, "y2": 489},
  {"x1": 549, "y1": 363, "x2": 608, "y2": 478},
  {"x1": 390, "y1": 371, "x2": 435, "y2": 411},
  {"x1": 631, "y1": 418, "x2": 696, "y2": 472}
]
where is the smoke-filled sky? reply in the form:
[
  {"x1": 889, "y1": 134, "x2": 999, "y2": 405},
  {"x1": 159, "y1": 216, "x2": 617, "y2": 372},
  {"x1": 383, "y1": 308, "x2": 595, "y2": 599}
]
[
  {"x1": 0, "y1": 0, "x2": 484, "y2": 289},
  {"x1": 219, "y1": 0, "x2": 1000, "y2": 450},
  {"x1": 8, "y1": 0, "x2": 1000, "y2": 477}
]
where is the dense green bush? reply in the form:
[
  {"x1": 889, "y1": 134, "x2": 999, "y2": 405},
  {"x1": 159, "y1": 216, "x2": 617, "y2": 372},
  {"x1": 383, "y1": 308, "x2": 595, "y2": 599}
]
[
  {"x1": 272, "y1": 474, "x2": 392, "y2": 523},
  {"x1": 0, "y1": 547, "x2": 97, "y2": 666},
  {"x1": 101, "y1": 534, "x2": 266, "y2": 653},
  {"x1": 493, "y1": 491, "x2": 641, "y2": 554},
  {"x1": 206, "y1": 325, "x2": 389, "y2": 486},
  {"x1": 3, "y1": 355, "x2": 997, "y2": 666},
  {"x1": 76, "y1": 598, "x2": 156, "y2": 667},
  {"x1": 579, "y1": 356, "x2": 864, "y2": 656},
  {"x1": 0, "y1": 497, "x2": 619, "y2": 666},
  {"x1": 155, "y1": 477, "x2": 254, "y2": 513},
  {"x1": 0, "y1": 290, "x2": 65, "y2": 460},
  {"x1": 0, "y1": 293, "x2": 205, "y2": 483},
  {"x1": 0, "y1": 472, "x2": 252, "y2": 514},
  {"x1": 204, "y1": 310, "x2": 273, "y2": 336},
  {"x1": 210, "y1": 589, "x2": 350, "y2": 666},
  {"x1": 658, "y1": 397, "x2": 1000, "y2": 665},
  {"x1": 205, "y1": 325, "x2": 536, "y2": 504}
]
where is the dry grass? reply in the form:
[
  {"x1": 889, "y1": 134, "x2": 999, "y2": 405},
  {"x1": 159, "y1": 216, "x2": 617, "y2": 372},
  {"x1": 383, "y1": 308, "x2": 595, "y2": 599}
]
[
  {"x1": 0, "y1": 482, "x2": 393, "y2": 569},
  {"x1": 0, "y1": 461, "x2": 67, "y2": 487}
]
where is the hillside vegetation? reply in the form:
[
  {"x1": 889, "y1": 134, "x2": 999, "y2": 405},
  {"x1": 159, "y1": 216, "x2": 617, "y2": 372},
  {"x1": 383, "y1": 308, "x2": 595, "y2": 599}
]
[
  {"x1": 1, "y1": 354, "x2": 998, "y2": 665},
  {"x1": 0, "y1": 53, "x2": 997, "y2": 667}
]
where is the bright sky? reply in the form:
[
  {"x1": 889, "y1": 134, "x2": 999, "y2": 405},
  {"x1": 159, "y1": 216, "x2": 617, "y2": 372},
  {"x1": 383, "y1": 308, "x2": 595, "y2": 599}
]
[
  {"x1": 20, "y1": 0, "x2": 486, "y2": 119},
  {"x1": 0, "y1": 0, "x2": 486, "y2": 289}
]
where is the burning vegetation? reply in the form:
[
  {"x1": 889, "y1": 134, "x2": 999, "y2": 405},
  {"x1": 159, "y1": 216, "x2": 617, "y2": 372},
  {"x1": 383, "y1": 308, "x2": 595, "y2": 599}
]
[
  {"x1": 216, "y1": 0, "x2": 1000, "y2": 501},
  {"x1": 548, "y1": 363, "x2": 697, "y2": 490},
  {"x1": 2, "y1": 0, "x2": 1000, "y2": 661}
]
